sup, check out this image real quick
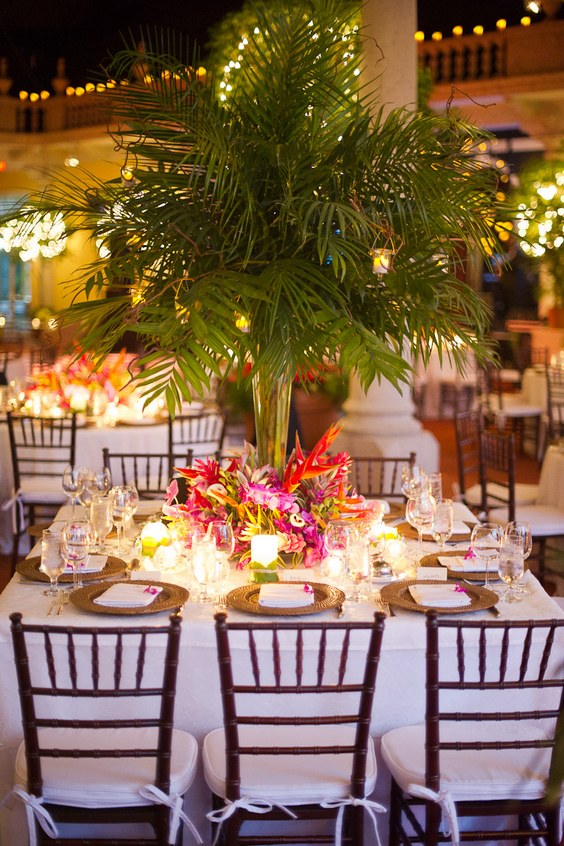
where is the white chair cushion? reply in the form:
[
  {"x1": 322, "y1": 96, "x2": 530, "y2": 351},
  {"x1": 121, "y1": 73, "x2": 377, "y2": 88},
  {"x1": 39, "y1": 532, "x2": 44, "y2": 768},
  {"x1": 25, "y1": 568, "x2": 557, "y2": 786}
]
[
  {"x1": 19, "y1": 477, "x2": 68, "y2": 504},
  {"x1": 381, "y1": 723, "x2": 552, "y2": 802},
  {"x1": 15, "y1": 727, "x2": 198, "y2": 808},
  {"x1": 489, "y1": 504, "x2": 564, "y2": 536},
  {"x1": 203, "y1": 724, "x2": 376, "y2": 805},
  {"x1": 465, "y1": 483, "x2": 538, "y2": 508}
]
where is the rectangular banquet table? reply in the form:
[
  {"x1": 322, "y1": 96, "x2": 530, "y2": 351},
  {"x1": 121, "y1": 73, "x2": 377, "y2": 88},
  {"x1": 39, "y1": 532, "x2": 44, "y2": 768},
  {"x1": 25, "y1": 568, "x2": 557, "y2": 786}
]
[{"x1": 0, "y1": 502, "x2": 562, "y2": 845}]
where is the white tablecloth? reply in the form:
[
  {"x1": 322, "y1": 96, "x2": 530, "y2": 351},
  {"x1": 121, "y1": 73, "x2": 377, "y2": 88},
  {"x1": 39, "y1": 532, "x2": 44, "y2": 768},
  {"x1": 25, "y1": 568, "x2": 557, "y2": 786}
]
[
  {"x1": 521, "y1": 366, "x2": 548, "y2": 409},
  {"x1": 0, "y1": 503, "x2": 561, "y2": 845},
  {"x1": 415, "y1": 349, "x2": 477, "y2": 420}
]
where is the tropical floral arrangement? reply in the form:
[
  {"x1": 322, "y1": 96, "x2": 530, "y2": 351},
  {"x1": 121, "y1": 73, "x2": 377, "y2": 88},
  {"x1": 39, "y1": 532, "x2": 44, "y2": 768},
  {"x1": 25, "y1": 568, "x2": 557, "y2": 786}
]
[
  {"x1": 25, "y1": 348, "x2": 137, "y2": 413},
  {"x1": 163, "y1": 423, "x2": 359, "y2": 567}
]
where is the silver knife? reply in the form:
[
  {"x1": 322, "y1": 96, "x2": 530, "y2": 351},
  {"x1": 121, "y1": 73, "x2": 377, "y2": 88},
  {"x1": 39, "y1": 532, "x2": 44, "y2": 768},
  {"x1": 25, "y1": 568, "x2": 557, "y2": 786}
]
[{"x1": 488, "y1": 605, "x2": 501, "y2": 618}]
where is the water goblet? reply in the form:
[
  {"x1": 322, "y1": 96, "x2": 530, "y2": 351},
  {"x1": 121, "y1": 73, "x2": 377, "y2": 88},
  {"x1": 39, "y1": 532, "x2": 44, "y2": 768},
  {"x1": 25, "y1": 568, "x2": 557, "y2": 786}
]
[
  {"x1": 62, "y1": 465, "x2": 80, "y2": 517},
  {"x1": 497, "y1": 541, "x2": 525, "y2": 603},
  {"x1": 470, "y1": 522, "x2": 503, "y2": 589},
  {"x1": 207, "y1": 521, "x2": 235, "y2": 605},
  {"x1": 89, "y1": 496, "x2": 113, "y2": 553},
  {"x1": 401, "y1": 464, "x2": 428, "y2": 500},
  {"x1": 40, "y1": 528, "x2": 65, "y2": 596},
  {"x1": 406, "y1": 491, "x2": 436, "y2": 556},
  {"x1": 191, "y1": 537, "x2": 217, "y2": 602},
  {"x1": 77, "y1": 467, "x2": 98, "y2": 507},
  {"x1": 431, "y1": 498, "x2": 454, "y2": 551},
  {"x1": 345, "y1": 538, "x2": 372, "y2": 602},
  {"x1": 61, "y1": 519, "x2": 93, "y2": 590}
]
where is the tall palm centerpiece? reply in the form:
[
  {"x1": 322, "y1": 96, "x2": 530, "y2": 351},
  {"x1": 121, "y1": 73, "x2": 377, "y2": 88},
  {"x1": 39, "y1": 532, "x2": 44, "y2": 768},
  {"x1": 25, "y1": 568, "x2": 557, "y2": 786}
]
[{"x1": 5, "y1": 0, "x2": 500, "y2": 474}]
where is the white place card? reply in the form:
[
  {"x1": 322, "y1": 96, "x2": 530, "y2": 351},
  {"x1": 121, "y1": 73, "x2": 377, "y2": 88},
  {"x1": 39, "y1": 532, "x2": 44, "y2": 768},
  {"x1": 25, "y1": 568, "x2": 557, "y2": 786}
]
[{"x1": 417, "y1": 567, "x2": 448, "y2": 581}]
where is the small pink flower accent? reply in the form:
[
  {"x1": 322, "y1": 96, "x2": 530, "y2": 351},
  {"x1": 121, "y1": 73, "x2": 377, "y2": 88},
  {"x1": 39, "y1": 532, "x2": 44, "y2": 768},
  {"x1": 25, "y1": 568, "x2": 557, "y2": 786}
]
[
  {"x1": 454, "y1": 584, "x2": 468, "y2": 594},
  {"x1": 464, "y1": 547, "x2": 476, "y2": 560},
  {"x1": 303, "y1": 584, "x2": 314, "y2": 594},
  {"x1": 144, "y1": 585, "x2": 160, "y2": 595}
]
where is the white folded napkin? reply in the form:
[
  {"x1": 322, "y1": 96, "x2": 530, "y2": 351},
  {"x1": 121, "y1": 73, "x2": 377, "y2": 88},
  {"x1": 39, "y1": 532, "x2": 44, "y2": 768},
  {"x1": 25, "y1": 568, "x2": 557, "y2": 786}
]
[
  {"x1": 438, "y1": 555, "x2": 486, "y2": 573},
  {"x1": 63, "y1": 555, "x2": 107, "y2": 574},
  {"x1": 93, "y1": 583, "x2": 163, "y2": 607},
  {"x1": 258, "y1": 583, "x2": 315, "y2": 608},
  {"x1": 423, "y1": 521, "x2": 470, "y2": 539},
  {"x1": 409, "y1": 583, "x2": 471, "y2": 608}
]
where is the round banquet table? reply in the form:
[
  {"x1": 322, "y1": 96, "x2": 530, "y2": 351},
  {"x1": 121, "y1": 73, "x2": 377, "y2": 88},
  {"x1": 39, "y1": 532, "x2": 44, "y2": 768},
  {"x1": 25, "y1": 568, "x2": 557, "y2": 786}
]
[{"x1": 0, "y1": 501, "x2": 561, "y2": 845}]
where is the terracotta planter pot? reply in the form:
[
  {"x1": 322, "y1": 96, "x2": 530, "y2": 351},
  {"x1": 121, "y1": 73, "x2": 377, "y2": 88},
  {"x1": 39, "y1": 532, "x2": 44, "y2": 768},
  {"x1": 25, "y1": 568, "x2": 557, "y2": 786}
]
[
  {"x1": 547, "y1": 307, "x2": 564, "y2": 329},
  {"x1": 293, "y1": 389, "x2": 342, "y2": 451}
]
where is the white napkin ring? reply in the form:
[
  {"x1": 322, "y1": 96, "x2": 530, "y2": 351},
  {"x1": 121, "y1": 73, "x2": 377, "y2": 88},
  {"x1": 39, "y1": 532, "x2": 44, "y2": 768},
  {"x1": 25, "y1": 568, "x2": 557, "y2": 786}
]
[
  {"x1": 407, "y1": 784, "x2": 460, "y2": 846},
  {"x1": 321, "y1": 795, "x2": 386, "y2": 846},
  {"x1": 206, "y1": 796, "x2": 297, "y2": 846},
  {"x1": 139, "y1": 785, "x2": 203, "y2": 844}
]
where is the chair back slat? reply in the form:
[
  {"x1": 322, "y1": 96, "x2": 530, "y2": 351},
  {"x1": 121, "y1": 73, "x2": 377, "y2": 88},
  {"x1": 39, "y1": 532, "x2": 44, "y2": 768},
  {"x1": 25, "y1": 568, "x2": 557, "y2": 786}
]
[
  {"x1": 102, "y1": 448, "x2": 193, "y2": 498},
  {"x1": 168, "y1": 412, "x2": 226, "y2": 469},
  {"x1": 7, "y1": 412, "x2": 77, "y2": 488},
  {"x1": 546, "y1": 364, "x2": 564, "y2": 443},
  {"x1": 479, "y1": 428, "x2": 516, "y2": 520}
]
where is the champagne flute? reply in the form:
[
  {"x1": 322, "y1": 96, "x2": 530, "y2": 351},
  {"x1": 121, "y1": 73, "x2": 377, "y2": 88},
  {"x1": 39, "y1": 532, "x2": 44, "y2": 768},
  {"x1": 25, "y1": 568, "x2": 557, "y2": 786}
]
[
  {"x1": 62, "y1": 465, "x2": 80, "y2": 517},
  {"x1": 431, "y1": 498, "x2": 454, "y2": 551},
  {"x1": 61, "y1": 519, "x2": 93, "y2": 590},
  {"x1": 89, "y1": 496, "x2": 113, "y2": 553},
  {"x1": 497, "y1": 541, "x2": 525, "y2": 603},
  {"x1": 406, "y1": 491, "x2": 436, "y2": 556},
  {"x1": 470, "y1": 522, "x2": 503, "y2": 589},
  {"x1": 207, "y1": 521, "x2": 235, "y2": 606},
  {"x1": 40, "y1": 528, "x2": 65, "y2": 596}
]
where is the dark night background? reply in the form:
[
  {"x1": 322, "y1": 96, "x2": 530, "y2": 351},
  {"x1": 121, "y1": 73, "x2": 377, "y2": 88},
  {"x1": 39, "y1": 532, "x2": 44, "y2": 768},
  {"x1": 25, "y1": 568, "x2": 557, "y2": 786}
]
[{"x1": 1, "y1": 1, "x2": 561, "y2": 92}]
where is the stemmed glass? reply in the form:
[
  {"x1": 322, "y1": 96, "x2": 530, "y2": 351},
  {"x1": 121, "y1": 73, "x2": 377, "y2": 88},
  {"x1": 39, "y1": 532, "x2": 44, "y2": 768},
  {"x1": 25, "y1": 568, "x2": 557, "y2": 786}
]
[
  {"x1": 40, "y1": 528, "x2": 65, "y2": 596},
  {"x1": 406, "y1": 491, "x2": 436, "y2": 556},
  {"x1": 108, "y1": 486, "x2": 136, "y2": 555},
  {"x1": 89, "y1": 496, "x2": 113, "y2": 553},
  {"x1": 191, "y1": 537, "x2": 218, "y2": 602},
  {"x1": 431, "y1": 498, "x2": 454, "y2": 551},
  {"x1": 62, "y1": 465, "x2": 81, "y2": 517},
  {"x1": 207, "y1": 521, "x2": 235, "y2": 606},
  {"x1": 78, "y1": 467, "x2": 112, "y2": 506},
  {"x1": 470, "y1": 522, "x2": 504, "y2": 589},
  {"x1": 345, "y1": 537, "x2": 372, "y2": 602},
  {"x1": 504, "y1": 521, "x2": 532, "y2": 595},
  {"x1": 401, "y1": 464, "x2": 428, "y2": 500},
  {"x1": 497, "y1": 540, "x2": 525, "y2": 603},
  {"x1": 61, "y1": 519, "x2": 93, "y2": 590}
]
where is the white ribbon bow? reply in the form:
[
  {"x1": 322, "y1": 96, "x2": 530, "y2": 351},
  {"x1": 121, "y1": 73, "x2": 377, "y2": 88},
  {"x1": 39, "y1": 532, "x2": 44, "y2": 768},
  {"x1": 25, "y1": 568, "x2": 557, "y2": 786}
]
[
  {"x1": 407, "y1": 783, "x2": 460, "y2": 846},
  {"x1": 139, "y1": 785, "x2": 203, "y2": 845},
  {"x1": 1, "y1": 786, "x2": 59, "y2": 846},
  {"x1": 321, "y1": 795, "x2": 386, "y2": 846},
  {"x1": 206, "y1": 796, "x2": 297, "y2": 846},
  {"x1": 1, "y1": 488, "x2": 24, "y2": 535}
]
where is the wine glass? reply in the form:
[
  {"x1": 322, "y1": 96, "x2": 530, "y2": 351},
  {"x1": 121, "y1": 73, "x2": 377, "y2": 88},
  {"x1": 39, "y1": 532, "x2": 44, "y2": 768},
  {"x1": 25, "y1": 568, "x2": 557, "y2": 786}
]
[
  {"x1": 470, "y1": 522, "x2": 503, "y2": 589},
  {"x1": 123, "y1": 484, "x2": 140, "y2": 538},
  {"x1": 77, "y1": 467, "x2": 97, "y2": 507},
  {"x1": 504, "y1": 521, "x2": 532, "y2": 595},
  {"x1": 108, "y1": 486, "x2": 132, "y2": 555},
  {"x1": 62, "y1": 465, "x2": 80, "y2": 517},
  {"x1": 61, "y1": 519, "x2": 93, "y2": 590},
  {"x1": 431, "y1": 498, "x2": 454, "y2": 551},
  {"x1": 401, "y1": 464, "x2": 427, "y2": 500},
  {"x1": 40, "y1": 528, "x2": 65, "y2": 596},
  {"x1": 406, "y1": 491, "x2": 436, "y2": 556},
  {"x1": 345, "y1": 537, "x2": 372, "y2": 602},
  {"x1": 89, "y1": 496, "x2": 113, "y2": 553},
  {"x1": 207, "y1": 521, "x2": 235, "y2": 606},
  {"x1": 191, "y1": 536, "x2": 218, "y2": 602},
  {"x1": 497, "y1": 541, "x2": 525, "y2": 603}
]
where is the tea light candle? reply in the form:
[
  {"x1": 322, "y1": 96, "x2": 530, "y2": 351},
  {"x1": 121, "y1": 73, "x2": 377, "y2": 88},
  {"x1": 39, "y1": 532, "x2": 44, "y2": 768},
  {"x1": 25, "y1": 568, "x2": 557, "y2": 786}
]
[
  {"x1": 251, "y1": 534, "x2": 278, "y2": 565},
  {"x1": 140, "y1": 521, "x2": 170, "y2": 557}
]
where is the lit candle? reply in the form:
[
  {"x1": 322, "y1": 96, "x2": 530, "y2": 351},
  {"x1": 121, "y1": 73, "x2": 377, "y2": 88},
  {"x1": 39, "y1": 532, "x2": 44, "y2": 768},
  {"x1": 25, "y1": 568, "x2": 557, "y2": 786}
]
[
  {"x1": 140, "y1": 521, "x2": 170, "y2": 558},
  {"x1": 251, "y1": 534, "x2": 279, "y2": 565}
]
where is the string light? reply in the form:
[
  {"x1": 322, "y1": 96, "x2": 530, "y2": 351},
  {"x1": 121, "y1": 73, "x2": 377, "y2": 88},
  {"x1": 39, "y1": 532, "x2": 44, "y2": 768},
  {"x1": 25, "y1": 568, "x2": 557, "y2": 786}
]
[{"x1": 0, "y1": 211, "x2": 67, "y2": 261}]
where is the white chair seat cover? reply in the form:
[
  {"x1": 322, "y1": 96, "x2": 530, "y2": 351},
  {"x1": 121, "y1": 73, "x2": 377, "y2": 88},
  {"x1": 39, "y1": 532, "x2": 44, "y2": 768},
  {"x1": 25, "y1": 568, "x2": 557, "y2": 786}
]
[
  {"x1": 19, "y1": 477, "x2": 68, "y2": 503},
  {"x1": 489, "y1": 504, "x2": 564, "y2": 536},
  {"x1": 203, "y1": 724, "x2": 376, "y2": 805},
  {"x1": 15, "y1": 727, "x2": 198, "y2": 808},
  {"x1": 465, "y1": 482, "x2": 538, "y2": 508},
  {"x1": 381, "y1": 722, "x2": 552, "y2": 802}
]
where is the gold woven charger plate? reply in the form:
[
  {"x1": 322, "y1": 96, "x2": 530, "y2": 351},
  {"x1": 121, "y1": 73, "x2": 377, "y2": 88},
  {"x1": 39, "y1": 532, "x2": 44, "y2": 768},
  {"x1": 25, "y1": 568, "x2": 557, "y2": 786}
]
[
  {"x1": 69, "y1": 580, "x2": 189, "y2": 616},
  {"x1": 27, "y1": 522, "x2": 52, "y2": 539},
  {"x1": 17, "y1": 556, "x2": 128, "y2": 584},
  {"x1": 380, "y1": 578, "x2": 499, "y2": 614},
  {"x1": 419, "y1": 550, "x2": 501, "y2": 582},
  {"x1": 227, "y1": 581, "x2": 345, "y2": 616},
  {"x1": 396, "y1": 521, "x2": 472, "y2": 543}
]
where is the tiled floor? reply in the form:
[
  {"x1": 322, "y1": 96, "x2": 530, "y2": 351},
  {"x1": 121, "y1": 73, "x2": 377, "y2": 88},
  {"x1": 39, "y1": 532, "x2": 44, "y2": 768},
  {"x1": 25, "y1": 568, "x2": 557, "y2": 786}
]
[{"x1": 0, "y1": 417, "x2": 561, "y2": 595}]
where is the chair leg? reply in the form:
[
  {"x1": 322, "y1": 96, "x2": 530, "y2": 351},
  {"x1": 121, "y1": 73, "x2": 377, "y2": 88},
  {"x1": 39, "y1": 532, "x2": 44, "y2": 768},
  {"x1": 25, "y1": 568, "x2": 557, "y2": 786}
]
[{"x1": 388, "y1": 778, "x2": 402, "y2": 846}]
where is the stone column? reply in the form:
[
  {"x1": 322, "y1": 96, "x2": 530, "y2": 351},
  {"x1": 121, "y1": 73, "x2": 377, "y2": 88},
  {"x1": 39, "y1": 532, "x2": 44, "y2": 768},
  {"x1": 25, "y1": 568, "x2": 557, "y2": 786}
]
[{"x1": 335, "y1": 0, "x2": 440, "y2": 473}]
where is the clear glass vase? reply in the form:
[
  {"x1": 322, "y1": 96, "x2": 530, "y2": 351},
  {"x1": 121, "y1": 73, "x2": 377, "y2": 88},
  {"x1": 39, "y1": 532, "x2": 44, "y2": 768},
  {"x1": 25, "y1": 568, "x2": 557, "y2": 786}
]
[{"x1": 252, "y1": 368, "x2": 293, "y2": 477}]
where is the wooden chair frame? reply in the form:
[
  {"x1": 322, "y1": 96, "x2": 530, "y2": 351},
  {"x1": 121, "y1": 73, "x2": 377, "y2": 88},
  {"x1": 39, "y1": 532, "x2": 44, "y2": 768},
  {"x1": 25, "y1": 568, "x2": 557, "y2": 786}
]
[
  {"x1": 348, "y1": 452, "x2": 416, "y2": 499},
  {"x1": 386, "y1": 612, "x2": 564, "y2": 846},
  {"x1": 167, "y1": 412, "x2": 226, "y2": 469},
  {"x1": 207, "y1": 611, "x2": 386, "y2": 845},
  {"x1": 102, "y1": 448, "x2": 193, "y2": 498}
]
